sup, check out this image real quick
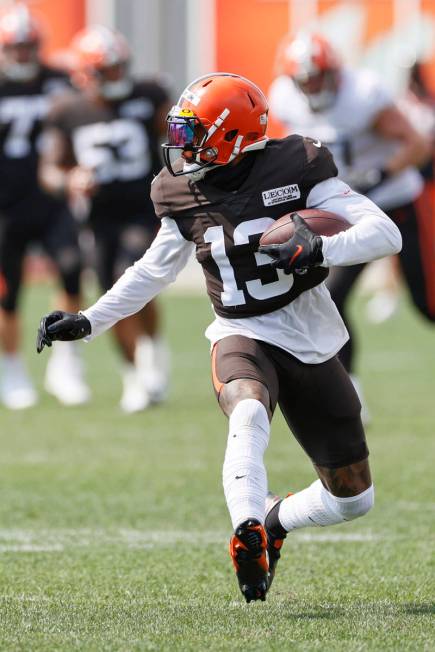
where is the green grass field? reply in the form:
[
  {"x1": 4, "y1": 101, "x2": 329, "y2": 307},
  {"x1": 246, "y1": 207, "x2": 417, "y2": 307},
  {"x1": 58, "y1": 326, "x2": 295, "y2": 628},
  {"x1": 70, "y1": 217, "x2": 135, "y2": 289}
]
[{"x1": 0, "y1": 282, "x2": 434, "y2": 651}]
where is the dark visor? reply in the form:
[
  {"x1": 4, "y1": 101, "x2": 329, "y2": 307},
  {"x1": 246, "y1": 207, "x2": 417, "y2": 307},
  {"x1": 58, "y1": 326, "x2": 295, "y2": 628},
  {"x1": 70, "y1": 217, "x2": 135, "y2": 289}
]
[{"x1": 167, "y1": 119, "x2": 196, "y2": 147}]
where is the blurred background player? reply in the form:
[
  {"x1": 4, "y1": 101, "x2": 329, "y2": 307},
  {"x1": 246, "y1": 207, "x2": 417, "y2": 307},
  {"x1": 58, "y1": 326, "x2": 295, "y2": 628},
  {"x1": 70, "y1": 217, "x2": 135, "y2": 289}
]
[
  {"x1": 401, "y1": 61, "x2": 435, "y2": 308},
  {"x1": 39, "y1": 26, "x2": 171, "y2": 412},
  {"x1": 269, "y1": 32, "x2": 432, "y2": 419},
  {"x1": 365, "y1": 61, "x2": 435, "y2": 325},
  {"x1": 0, "y1": 3, "x2": 87, "y2": 409}
]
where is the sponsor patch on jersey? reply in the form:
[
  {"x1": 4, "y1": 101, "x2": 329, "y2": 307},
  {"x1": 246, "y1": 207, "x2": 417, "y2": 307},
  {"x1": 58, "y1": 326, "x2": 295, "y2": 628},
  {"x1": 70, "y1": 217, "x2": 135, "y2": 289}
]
[{"x1": 262, "y1": 184, "x2": 301, "y2": 206}]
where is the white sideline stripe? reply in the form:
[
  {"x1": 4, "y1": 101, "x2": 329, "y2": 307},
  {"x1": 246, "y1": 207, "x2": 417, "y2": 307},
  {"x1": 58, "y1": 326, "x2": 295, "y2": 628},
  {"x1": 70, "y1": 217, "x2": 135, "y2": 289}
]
[
  {"x1": 295, "y1": 532, "x2": 380, "y2": 542},
  {"x1": 0, "y1": 528, "x2": 388, "y2": 552},
  {"x1": 0, "y1": 545, "x2": 63, "y2": 552}
]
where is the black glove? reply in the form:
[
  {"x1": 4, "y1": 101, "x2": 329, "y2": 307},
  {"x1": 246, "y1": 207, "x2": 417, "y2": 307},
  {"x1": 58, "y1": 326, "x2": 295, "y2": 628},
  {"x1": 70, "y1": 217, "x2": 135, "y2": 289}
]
[
  {"x1": 36, "y1": 311, "x2": 91, "y2": 354},
  {"x1": 258, "y1": 213, "x2": 324, "y2": 275},
  {"x1": 349, "y1": 167, "x2": 389, "y2": 195}
]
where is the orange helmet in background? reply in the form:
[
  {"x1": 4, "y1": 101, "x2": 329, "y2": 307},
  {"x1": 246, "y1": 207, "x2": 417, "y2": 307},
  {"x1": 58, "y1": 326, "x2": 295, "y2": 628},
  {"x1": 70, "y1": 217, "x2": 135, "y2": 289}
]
[
  {"x1": 162, "y1": 72, "x2": 269, "y2": 177},
  {"x1": 275, "y1": 33, "x2": 341, "y2": 111},
  {"x1": 0, "y1": 3, "x2": 43, "y2": 81},
  {"x1": 70, "y1": 25, "x2": 132, "y2": 100}
]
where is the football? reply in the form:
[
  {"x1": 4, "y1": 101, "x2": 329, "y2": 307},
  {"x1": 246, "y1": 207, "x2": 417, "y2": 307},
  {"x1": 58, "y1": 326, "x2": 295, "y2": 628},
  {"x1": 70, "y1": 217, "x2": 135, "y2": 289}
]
[{"x1": 259, "y1": 209, "x2": 350, "y2": 246}]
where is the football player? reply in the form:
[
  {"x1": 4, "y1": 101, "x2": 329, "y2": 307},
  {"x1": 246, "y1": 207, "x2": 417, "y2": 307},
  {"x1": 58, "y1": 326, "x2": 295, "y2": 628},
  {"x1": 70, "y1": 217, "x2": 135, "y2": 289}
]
[
  {"x1": 39, "y1": 26, "x2": 171, "y2": 412},
  {"x1": 0, "y1": 4, "x2": 87, "y2": 409},
  {"x1": 36, "y1": 73, "x2": 401, "y2": 601},
  {"x1": 402, "y1": 63, "x2": 435, "y2": 314},
  {"x1": 268, "y1": 33, "x2": 432, "y2": 417}
]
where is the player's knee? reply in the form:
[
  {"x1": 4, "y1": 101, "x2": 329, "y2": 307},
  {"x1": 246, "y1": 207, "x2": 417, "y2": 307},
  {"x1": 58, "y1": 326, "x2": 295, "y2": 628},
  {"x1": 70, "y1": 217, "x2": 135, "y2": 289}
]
[
  {"x1": 57, "y1": 247, "x2": 82, "y2": 294},
  {"x1": 57, "y1": 246, "x2": 81, "y2": 275},
  {"x1": 331, "y1": 484, "x2": 375, "y2": 521},
  {"x1": 120, "y1": 225, "x2": 152, "y2": 254},
  {"x1": 220, "y1": 379, "x2": 270, "y2": 418}
]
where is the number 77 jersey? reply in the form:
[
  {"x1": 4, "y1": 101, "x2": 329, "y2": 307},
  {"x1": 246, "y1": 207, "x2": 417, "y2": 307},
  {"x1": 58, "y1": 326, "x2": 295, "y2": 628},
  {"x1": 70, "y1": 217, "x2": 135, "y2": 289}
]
[
  {"x1": 151, "y1": 135, "x2": 337, "y2": 318},
  {"x1": 0, "y1": 65, "x2": 69, "y2": 207}
]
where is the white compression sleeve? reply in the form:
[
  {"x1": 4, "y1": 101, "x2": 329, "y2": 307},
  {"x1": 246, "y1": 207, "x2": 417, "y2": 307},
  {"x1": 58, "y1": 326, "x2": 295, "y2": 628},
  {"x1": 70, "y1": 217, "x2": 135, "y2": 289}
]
[
  {"x1": 278, "y1": 480, "x2": 374, "y2": 530},
  {"x1": 222, "y1": 399, "x2": 270, "y2": 530},
  {"x1": 307, "y1": 177, "x2": 402, "y2": 266}
]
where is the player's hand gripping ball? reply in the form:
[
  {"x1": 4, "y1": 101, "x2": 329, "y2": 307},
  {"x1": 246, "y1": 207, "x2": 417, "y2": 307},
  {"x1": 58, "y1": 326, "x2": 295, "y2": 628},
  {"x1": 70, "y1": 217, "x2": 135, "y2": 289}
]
[{"x1": 258, "y1": 209, "x2": 350, "y2": 274}]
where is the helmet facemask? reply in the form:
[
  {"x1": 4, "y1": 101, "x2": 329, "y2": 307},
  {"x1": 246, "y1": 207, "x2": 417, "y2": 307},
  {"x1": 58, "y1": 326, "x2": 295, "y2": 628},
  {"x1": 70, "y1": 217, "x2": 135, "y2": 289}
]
[
  {"x1": 293, "y1": 69, "x2": 339, "y2": 112},
  {"x1": 94, "y1": 62, "x2": 132, "y2": 100},
  {"x1": 277, "y1": 33, "x2": 341, "y2": 112},
  {"x1": 1, "y1": 40, "x2": 40, "y2": 82},
  {"x1": 0, "y1": 4, "x2": 42, "y2": 82},
  {"x1": 162, "y1": 108, "x2": 219, "y2": 177},
  {"x1": 71, "y1": 26, "x2": 132, "y2": 99}
]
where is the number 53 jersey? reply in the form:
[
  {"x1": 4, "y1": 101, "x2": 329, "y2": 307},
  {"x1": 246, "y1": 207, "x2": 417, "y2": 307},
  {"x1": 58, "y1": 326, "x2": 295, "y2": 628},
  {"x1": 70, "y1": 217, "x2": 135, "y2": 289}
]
[{"x1": 47, "y1": 80, "x2": 169, "y2": 220}]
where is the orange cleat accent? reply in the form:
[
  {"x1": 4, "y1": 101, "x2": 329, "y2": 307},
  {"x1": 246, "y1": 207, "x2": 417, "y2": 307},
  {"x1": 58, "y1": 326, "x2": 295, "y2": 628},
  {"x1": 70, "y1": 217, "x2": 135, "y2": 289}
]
[{"x1": 229, "y1": 519, "x2": 269, "y2": 603}]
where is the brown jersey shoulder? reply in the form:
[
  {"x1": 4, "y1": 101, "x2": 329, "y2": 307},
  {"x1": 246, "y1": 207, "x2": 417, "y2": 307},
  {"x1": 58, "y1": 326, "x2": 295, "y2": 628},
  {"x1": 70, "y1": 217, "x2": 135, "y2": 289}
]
[{"x1": 151, "y1": 165, "x2": 222, "y2": 220}]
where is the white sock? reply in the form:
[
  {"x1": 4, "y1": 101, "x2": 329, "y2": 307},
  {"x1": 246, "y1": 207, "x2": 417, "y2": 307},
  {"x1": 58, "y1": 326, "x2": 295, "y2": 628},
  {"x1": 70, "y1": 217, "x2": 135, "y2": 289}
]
[
  {"x1": 278, "y1": 480, "x2": 374, "y2": 530},
  {"x1": 3, "y1": 352, "x2": 22, "y2": 363},
  {"x1": 2, "y1": 352, "x2": 29, "y2": 374},
  {"x1": 135, "y1": 335, "x2": 169, "y2": 398},
  {"x1": 222, "y1": 399, "x2": 270, "y2": 530}
]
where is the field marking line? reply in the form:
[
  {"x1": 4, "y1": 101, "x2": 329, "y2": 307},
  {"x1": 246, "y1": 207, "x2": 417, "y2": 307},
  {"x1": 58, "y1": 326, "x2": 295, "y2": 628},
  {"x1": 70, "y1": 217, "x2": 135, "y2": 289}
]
[
  {"x1": 0, "y1": 544, "x2": 63, "y2": 552},
  {"x1": 0, "y1": 528, "x2": 408, "y2": 553}
]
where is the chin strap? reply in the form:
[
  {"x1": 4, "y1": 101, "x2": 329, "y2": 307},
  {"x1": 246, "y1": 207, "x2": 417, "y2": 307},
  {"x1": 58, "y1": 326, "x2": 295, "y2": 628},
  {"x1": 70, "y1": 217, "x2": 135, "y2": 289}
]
[
  {"x1": 184, "y1": 163, "x2": 219, "y2": 181},
  {"x1": 185, "y1": 137, "x2": 269, "y2": 180}
]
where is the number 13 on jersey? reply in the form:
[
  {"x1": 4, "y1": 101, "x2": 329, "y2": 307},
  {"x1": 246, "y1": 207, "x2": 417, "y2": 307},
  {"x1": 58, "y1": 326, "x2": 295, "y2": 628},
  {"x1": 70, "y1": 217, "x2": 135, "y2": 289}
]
[{"x1": 204, "y1": 217, "x2": 293, "y2": 307}]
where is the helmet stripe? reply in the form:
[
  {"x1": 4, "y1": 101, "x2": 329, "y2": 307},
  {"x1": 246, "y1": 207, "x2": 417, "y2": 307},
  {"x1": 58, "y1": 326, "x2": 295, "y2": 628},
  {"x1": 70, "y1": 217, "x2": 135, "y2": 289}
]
[{"x1": 207, "y1": 108, "x2": 230, "y2": 139}]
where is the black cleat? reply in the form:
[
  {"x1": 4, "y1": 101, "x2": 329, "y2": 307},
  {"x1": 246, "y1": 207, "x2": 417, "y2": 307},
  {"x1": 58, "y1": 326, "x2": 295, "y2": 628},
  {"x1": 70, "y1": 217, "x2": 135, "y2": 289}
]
[
  {"x1": 264, "y1": 492, "x2": 290, "y2": 591},
  {"x1": 229, "y1": 519, "x2": 269, "y2": 603}
]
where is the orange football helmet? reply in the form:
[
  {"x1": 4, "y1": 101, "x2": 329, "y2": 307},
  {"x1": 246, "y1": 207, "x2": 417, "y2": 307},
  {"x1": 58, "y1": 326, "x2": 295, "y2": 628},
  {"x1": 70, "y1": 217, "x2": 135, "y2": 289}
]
[
  {"x1": 0, "y1": 3, "x2": 43, "y2": 81},
  {"x1": 276, "y1": 33, "x2": 341, "y2": 111},
  {"x1": 70, "y1": 25, "x2": 132, "y2": 99},
  {"x1": 162, "y1": 73, "x2": 268, "y2": 177}
]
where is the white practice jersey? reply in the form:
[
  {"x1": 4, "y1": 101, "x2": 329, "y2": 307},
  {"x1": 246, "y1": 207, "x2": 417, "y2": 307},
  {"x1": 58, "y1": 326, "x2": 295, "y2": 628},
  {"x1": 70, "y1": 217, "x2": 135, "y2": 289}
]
[
  {"x1": 398, "y1": 93, "x2": 435, "y2": 139},
  {"x1": 269, "y1": 68, "x2": 423, "y2": 211},
  {"x1": 83, "y1": 178, "x2": 402, "y2": 364}
]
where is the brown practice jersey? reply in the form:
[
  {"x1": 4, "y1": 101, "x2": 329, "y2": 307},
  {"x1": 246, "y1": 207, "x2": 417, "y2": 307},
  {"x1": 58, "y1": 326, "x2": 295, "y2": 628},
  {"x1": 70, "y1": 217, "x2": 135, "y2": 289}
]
[
  {"x1": 0, "y1": 65, "x2": 69, "y2": 208},
  {"x1": 151, "y1": 135, "x2": 338, "y2": 319},
  {"x1": 47, "y1": 80, "x2": 169, "y2": 221}
]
